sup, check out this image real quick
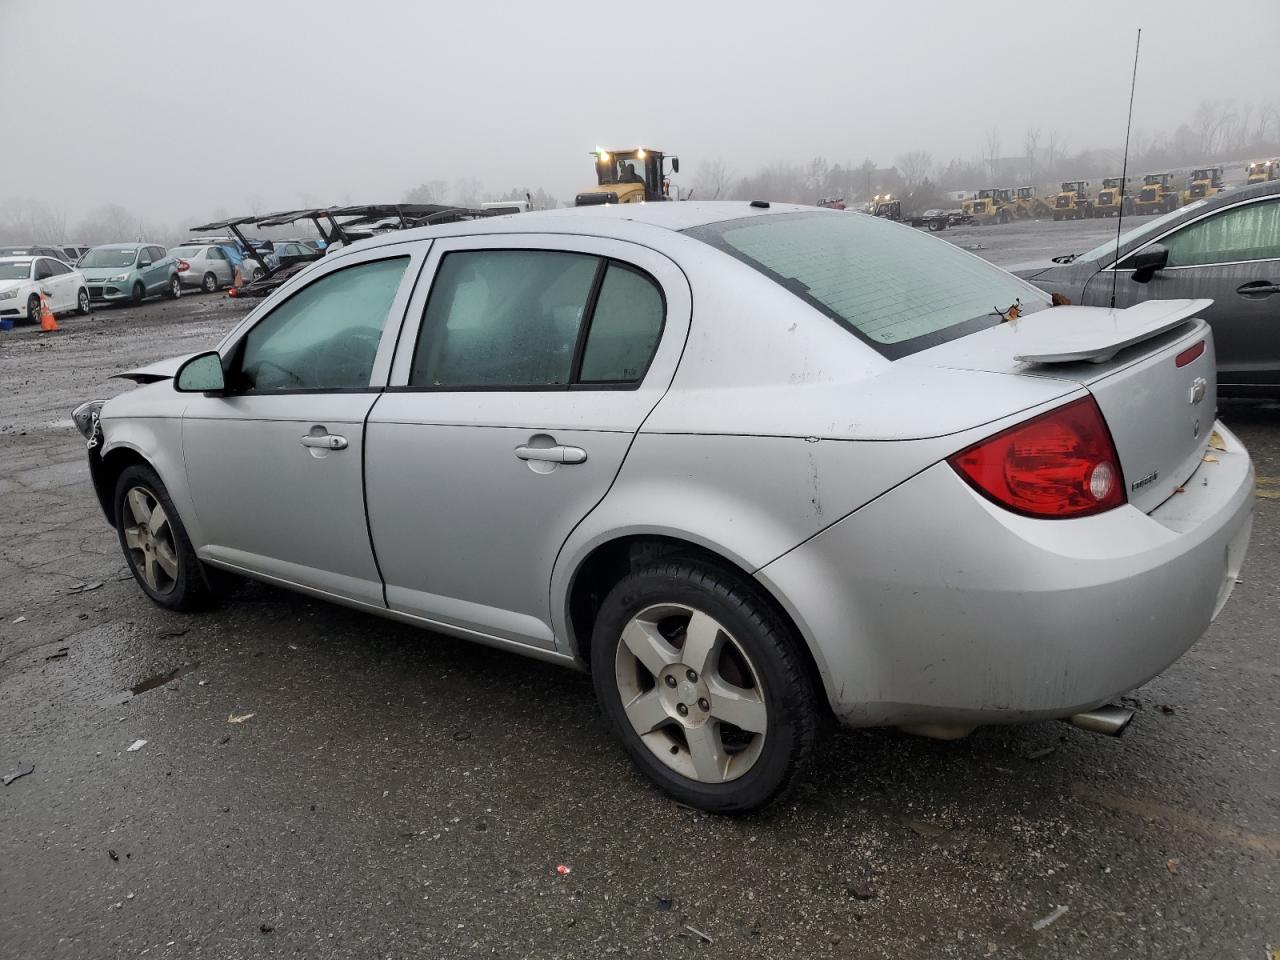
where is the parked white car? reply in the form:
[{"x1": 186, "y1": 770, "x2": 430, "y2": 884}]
[{"x1": 0, "y1": 255, "x2": 90, "y2": 323}]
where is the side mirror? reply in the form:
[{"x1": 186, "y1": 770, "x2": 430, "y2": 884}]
[
  {"x1": 1124, "y1": 243, "x2": 1168, "y2": 284},
  {"x1": 138, "y1": 259, "x2": 152, "y2": 268},
  {"x1": 670, "y1": 157, "x2": 680, "y2": 174},
  {"x1": 174, "y1": 351, "x2": 226, "y2": 393}
]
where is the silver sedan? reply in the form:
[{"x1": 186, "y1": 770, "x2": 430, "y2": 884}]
[
  {"x1": 168, "y1": 244, "x2": 237, "y2": 292},
  {"x1": 74, "y1": 202, "x2": 1254, "y2": 811}
]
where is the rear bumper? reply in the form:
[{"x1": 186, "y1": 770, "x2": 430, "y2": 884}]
[{"x1": 757, "y1": 421, "x2": 1254, "y2": 727}]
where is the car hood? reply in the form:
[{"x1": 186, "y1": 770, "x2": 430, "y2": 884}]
[
  {"x1": 113, "y1": 353, "x2": 195, "y2": 384},
  {"x1": 1007, "y1": 259, "x2": 1061, "y2": 280},
  {"x1": 0, "y1": 279, "x2": 32, "y2": 294}
]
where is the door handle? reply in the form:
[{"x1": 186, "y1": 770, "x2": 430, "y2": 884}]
[
  {"x1": 1236, "y1": 281, "x2": 1280, "y2": 298},
  {"x1": 515, "y1": 444, "x2": 587, "y2": 464},
  {"x1": 300, "y1": 434, "x2": 348, "y2": 450}
]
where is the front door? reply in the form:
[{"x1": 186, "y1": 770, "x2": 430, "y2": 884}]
[
  {"x1": 1091, "y1": 195, "x2": 1280, "y2": 389},
  {"x1": 365, "y1": 235, "x2": 690, "y2": 649},
  {"x1": 180, "y1": 248, "x2": 422, "y2": 605}
]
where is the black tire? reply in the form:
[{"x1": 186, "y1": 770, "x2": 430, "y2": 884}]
[
  {"x1": 131, "y1": 281, "x2": 145, "y2": 303},
  {"x1": 165, "y1": 275, "x2": 181, "y2": 299},
  {"x1": 76, "y1": 287, "x2": 91, "y2": 315},
  {"x1": 250, "y1": 267, "x2": 264, "y2": 281},
  {"x1": 113, "y1": 464, "x2": 213, "y2": 611},
  {"x1": 25, "y1": 294, "x2": 40, "y2": 323},
  {"x1": 998, "y1": 210, "x2": 1010, "y2": 224},
  {"x1": 591, "y1": 559, "x2": 821, "y2": 813},
  {"x1": 928, "y1": 219, "x2": 944, "y2": 232},
  {"x1": 201, "y1": 271, "x2": 219, "y2": 293}
]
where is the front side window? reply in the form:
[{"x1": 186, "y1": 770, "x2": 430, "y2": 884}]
[
  {"x1": 48, "y1": 260, "x2": 71, "y2": 276},
  {"x1": 1163, "y1": 199, "x2": 1280, "y2": 267},
  {"x1": 410, "y1": 250, "x2": 598, "y2": 388},
  {"x1": 34, "y1": 259, "x2": 54, "y2": 280},
  {"x1": 234, "y1": 256, "x2": 408, "y2": 393},
  {"x1": 686, "y1": 212, "x2": 1049, "y2": 358}
]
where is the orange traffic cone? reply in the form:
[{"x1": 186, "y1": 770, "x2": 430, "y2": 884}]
[{"x1": 38, "y1": 293, "x2": 58, "y2": 332}]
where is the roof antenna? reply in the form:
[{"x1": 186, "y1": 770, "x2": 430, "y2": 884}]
[{"x1": 1111, "y1": 28, "x2": 1142, "y2": 309}]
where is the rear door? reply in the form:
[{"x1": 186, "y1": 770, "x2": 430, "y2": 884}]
[
  {"x1": 1090, "y1": 195, "x2": 1280, "y2": 389},
  {"x1": 181, "y1": 245, "x2": 424, "y2": 603},
  {"x1": 366, "y1": 235, "x2": 690, "y2": 649},
  {"x1": 45, "y1": 258, "x2": 77, "y2": 309}
]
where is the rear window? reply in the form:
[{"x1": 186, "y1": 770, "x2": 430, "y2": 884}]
[
  {"x1": 169, "y1": 246, "x2": 203, "y2": 259},
  {"x1": 685, "y1": 211, "x2": 1049, "y2": 358}
]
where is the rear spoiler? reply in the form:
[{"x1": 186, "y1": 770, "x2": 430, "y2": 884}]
[{"x1": 1013, "y1": 299, "x2": 1212, "y2": 364}]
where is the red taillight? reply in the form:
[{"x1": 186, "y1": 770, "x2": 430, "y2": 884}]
[
  {"x1": 948, "y1": 396, "x2": 1126, "y2": 519},
  {"x1": 1175, "y1": 340, "x2": 1205, "y2": 367},
  {"x1": 176, "y1": 259, "x2": 190, "y2": 272}
]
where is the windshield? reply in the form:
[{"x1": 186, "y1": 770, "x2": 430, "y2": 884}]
[
  {"x1": 1077, "y1": 200, "x2": 1209, "y2": 263},
  {"x1": 169, "y1": 246, "x2": 204, "y2": 259},
  {"x1": 80, "y1": 248, "x2": 138, "y2": 268},
  {"x1": 0, "y1": 261, "x2": 32, "y2": 280},
  {"x1": 597, "y1": 156, "x2": 646, "y2": 186},
  {"x1": 684, "y1": 211, "x2": 1049, "y2": 359}
]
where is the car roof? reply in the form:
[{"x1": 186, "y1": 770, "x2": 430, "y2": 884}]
[
  {"x1": 0, "y1": 256, "x2": 34, "y2": 263},
  {"x1": 93, "y1": 242, "x2": 147, "y2": 250},
  {"x1": 330, "y1": 200, "x2": 816, "y2": 258}
]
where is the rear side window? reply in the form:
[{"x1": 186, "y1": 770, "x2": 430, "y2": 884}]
[
  {"x1": 234, "y1": 257, "x2": 408, "y2": 392},
  {"x1": 1163, "y1": 199, "x2": 1280, "y2": 267},
  {"x1": 579, "y1": 263, "x2": 664, "y2": 382},
  {"x1": 685, "y1": 212, "x2": 1049, "y2": 359},
  {"x1": 410, "y1": 250, "x2": 598, "y2": 388}
]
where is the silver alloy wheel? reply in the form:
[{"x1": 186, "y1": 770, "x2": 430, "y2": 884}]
[
  {"x1": 614, "y1": 602, "x2": 767, "y2": 783},
  {"x1": 171, "y1": 277, "x2": 181, "y2": 298},
  {"x1": 203, "y1": 272, "x2": 217, "y2": 292},
  {"x1": 78, "y1": 289, "x2": 90, "y2": 313},
  {"x1": 121, "y1": 486, "x2": 179, "y2": 595}
]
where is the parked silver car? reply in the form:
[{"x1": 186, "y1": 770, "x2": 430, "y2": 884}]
[
  {"x1": 73, "y1": 203, "x2": 1253, "y2": 811},
  {"x1": 168, "y1": 244, "x2": 236, "y2": 292}
]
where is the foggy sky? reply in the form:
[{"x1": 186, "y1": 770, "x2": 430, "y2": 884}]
[{"x1": 2, "y1": 0, "x2": 1276, "y2": 224}]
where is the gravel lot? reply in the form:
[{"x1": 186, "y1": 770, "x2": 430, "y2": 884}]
[{"x1": 1, "y1": 227, "x2": 1276, "y2": 959}]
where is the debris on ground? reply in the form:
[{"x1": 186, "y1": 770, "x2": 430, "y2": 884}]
[
  {"x1": 156, "y1": 627, "x2": 189, "y2": 639},
  {"x1": 556, "y1": 864, "x2": 572, "y2": 875},
  {"x1": 45, "y1": 648, "x2": 69, "y2": 661},
  {"x1": 847, "y1": 882, "x2": 875, "y2": 901},
  {"x1": 1158, "y1": 704, "x2": 1176, "y2": 715},
  {"x1": 452, "y1": 731, "x2": 471, "y2": 741},
  {"x1": 2, "y1": 763, "x2": 34, "y2": 786},
  {"x1": 1025, "y1": 746, "x2": 1056, "y2": 761},
  {"x1": 900, "y1": 816, "x2": 948, "y2": 838},
  {"x1": 130, "y1": 662, "x2": 199, "y2": 696},
  {"x1": 1167, "y1": 858, "x2": 1180, "y2": 874},
  {"x1": 126, "y1": 739, "x2": 147, "y2": 752},
  {"x1": 1032, "y1": 905, "x2": 1068, "y2": 931},
  {"x1": 108, "y1": 850, "x2": 118, "y2": 861},
  {"x1": 683, "y1": 924, "x2": 714, "y2": 945},
  {"x1": 226, "y1": 712, "x2": 255, "y2": 724},
  {"x1": 259, "y1": 923, "x2": 274, "y2": 934},
  {"x1": 654, "y1": 895, "x2": 674, "y2": 911},
  {"x1": 12, "y1": 616, "x2": 26, "y2": 624}
]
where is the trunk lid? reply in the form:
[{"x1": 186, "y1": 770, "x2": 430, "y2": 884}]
[{"x1": 905, "y1": 299, "x2": 1216, "y2": 514}]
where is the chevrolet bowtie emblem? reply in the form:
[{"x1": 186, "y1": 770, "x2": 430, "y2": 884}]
[{"x1": 1189, "y1": 377, "x2": 1207, "y2": 405}]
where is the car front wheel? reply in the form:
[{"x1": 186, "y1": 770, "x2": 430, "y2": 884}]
[
  {"x1": 202, "y1": 272, "x2": 218, "y2": 293},
  {"x1": 591, "y1": 559, "x2": 821, "y2": 812},
  {"x1": 77, "y1": 288, "x2": 91, "y2": 315},
  {"x1": 114, "y1": 464, "x2": 212, "y2": 611}
]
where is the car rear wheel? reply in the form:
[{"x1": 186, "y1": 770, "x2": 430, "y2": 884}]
[
  {"x1": 25, "y1": 294, "x2": 40, "y2": 323},
  {"x1": 77, "y1": 288, "x2": 91, "y2": 315},
  {"x1": 166, "y1": 275, "x2": 181, "y2": 299},
  {"x1": 201, "y1": 271, "x2": 218, "y2": 293},
  {"x1": 591, "y1": 559, "x2": 821, "y2": 812},
  {"x1": 131, "y1": 281, "x2": 145, "y2": 303},
  {"x1": 114, "y1": 464, "x2": 212, "y2": 611}
]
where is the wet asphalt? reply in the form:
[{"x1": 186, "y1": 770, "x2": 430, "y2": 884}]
[{"x1": 0, "y1": 224, "x2": 1276, "y2": 959}]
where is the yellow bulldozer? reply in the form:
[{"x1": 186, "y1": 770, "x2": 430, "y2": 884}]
[
  {"x1": 1181, "y1": 166, "x2": 1224, "y2": 205},
  {"x1": 1094, "y1": 177, "x2": 1132, "y2": 218},
  {"x1": 962, "y1": 188, "x2": 1014, "y2": 224},
  {"x1": 1052, "y1": 181, "x2": 1094, "y2": 221},
  {"x1": 1247, "y1": 158, "x2": 1280, "y2": 184},
  {"x1": 1134, "y1": 173, "x2": 1180, "y2": 215},
  {"x1": 575, "y1": 146, "x2": 680, "y2": 206},
  {"x1": 1010, "y1": 186, "x2": 1054, "y2": 219}
]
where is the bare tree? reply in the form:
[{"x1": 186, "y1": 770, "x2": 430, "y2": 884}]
[
  {"x1": 1022, "y1": 128, "x2": 1040, "y2": 183},
  {"x1": 403, "y1": 180, "x2": 449, "y2": 204},
  {"x1": 73, "y1": 204, "x2": 138, "y2": 244},
  {"x1": 691, "y1": 157, "x2": 733, "y2": 200},
  {"x1": 983, "y1": 128, "x2": 1001, "y2": 182},
  {"x1": 1045, "y1": 131, "x2": 1069, "y2": 180},
  {"x1": 895, "y1": 151, "x2": 934, "y2": 187}
]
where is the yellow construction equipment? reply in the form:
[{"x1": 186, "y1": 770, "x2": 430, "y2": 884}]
[
  {"x1": 1052, "y1": 181, "x2": 1094, "y2": 221},
  {"x1": 1247, "y1": 158, "x2": 1280, "y2": 184},
  {"x1": 1134, "y1": 173, "x2": 1180, "y2": 215},
  {"x1": 1181, "y1": 166, "x2": 1224, "y2": 205},
  {"x1": 1094, "y1": 177, "x2": 1131, "y2": 218},
  {"x1": 1010, "y1": 186, "x2": 1054, "y2": 219},
  {"x1": 962, "y1": 188, "x2": 1014, "y2": 224},
  {"x1": 575, "y1": 147, "x2": 679, "y2": 206}
]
